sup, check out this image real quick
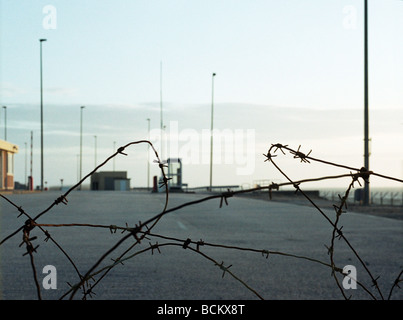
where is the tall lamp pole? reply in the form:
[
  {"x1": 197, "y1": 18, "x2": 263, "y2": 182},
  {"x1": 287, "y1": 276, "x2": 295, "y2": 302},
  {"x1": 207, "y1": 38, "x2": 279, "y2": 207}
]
[
  {"x1": 147, "y1": 118, "x2": 150, "y2": 190},
  {"x1": 25, "y1": 142, "x2": 27, "y2": 188},
  {"x1": 2, "y1": 106, "x2": 7, "y2": 140},
  {"x1": 94, "y1": 135, "x2": 97, "y2": 167},
  {"x1": 363, "y1": 0, "x2": 370, "y2": 205},
  {"x1": 80, "y1": 106, "x2": 85, "y2": 189},
  {"x1": 160, "y1": 62, "x2": 163, "y2": 134},
  {"x1": 209, "y1": 73, "x2": 216, "y2": 191},
  {"x1": 160, "y1": 61, "x2": 164, "y2": 160},
  {"x1": 113, "y1": 141, "x2": 116, "y2": 171},
  {"x1": 39, "y1": 38, "x2": 47, "y2": 191}
]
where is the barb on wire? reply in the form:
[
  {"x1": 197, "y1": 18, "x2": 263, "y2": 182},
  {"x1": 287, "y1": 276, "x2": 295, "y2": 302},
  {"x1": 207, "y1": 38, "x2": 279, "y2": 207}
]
[
  {"x1": 219, "y1": 189, "x2": 233, "y2": 208},
  {"x1": 289, "y1": 145, "x2": 312, "y2": 163}
]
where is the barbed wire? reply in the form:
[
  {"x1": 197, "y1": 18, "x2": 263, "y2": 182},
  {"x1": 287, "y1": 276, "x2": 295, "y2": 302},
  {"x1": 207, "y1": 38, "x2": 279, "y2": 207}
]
[{"x1": 0, "y1": 141, "x2": 402, "y2": 300}]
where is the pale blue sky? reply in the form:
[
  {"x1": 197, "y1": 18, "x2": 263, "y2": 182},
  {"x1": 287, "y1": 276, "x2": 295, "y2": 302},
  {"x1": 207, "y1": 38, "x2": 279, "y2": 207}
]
[{"x1": 0, "y1": 0, "x2": 402, "y2": 189}]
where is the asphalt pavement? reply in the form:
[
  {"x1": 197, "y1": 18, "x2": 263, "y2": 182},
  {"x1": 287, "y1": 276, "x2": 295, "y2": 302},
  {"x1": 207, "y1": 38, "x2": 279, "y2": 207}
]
[{"x1": 0, "y1": 191, "x2": 402, "y2": 300}]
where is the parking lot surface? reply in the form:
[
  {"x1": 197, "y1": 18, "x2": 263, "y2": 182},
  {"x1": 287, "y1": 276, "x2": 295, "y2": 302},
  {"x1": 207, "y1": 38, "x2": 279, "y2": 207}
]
[{"x1": 1, "y1": 191, "x2": 402, "y2": 300}]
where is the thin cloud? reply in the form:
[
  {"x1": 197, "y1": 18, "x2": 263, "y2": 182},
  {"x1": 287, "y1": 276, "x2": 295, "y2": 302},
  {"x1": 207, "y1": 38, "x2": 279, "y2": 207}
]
[{"x1": 0, "y1": 82, "x2": 29, "y2": 97}]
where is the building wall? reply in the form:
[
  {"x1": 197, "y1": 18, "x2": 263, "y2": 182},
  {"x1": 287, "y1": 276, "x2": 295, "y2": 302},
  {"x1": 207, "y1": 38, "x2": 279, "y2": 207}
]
[
  {"x1": 0, "y1": 150, "x2": 14, "y2": 190},
  {"x1": 6, "y1": 174, "x2": 14, "y2": 190},
  {"x1": 0, "y1": 140, "x2": 19, "y2": 190},
  {"x1": 90, "y1": 171, "x2": 129, "y2": 190},
  {"x1": 0, "y1": 150, "x2": 4, "y2": 189}
]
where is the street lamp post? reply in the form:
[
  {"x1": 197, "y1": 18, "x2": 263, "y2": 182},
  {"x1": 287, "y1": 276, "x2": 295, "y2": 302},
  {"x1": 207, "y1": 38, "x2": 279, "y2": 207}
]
[
  {"x1": 2, "y1": 106, "x2": 7, "y2": 140},
  {"x1": 209, "y1": 73, "x2": 216, "y2": 191},
  {"x1": 160, "y1": 62, "x2": 163, "y2": 134},
  {"x1": 147, "y1": 118, "x2": 150, "y2": 190},
  {"x1": 363, "y1": 0, "x2": 370, "y2": 205},
  {"x1": 113, "y1": 141, "x2": 116, "y2": 171},
  {"x1": 39, "y1": 38, "x2": 47, "y2": 191},
  {"x1": 30, "y1": 131, "x2": 33, "y2": 190},
  {"x1": 76, "y1": 154, "x2": 79, "y2": 181},
  {"x1": 94, "y1": 135, "x2": 97, "y2": 168},
  {"x1": 25, "y1": 142, "x2": 27, "y2": 188},
  {"x1": 160, "y1": 61, "x2": 164, "y2": 161},
  {"x1": 80, "y1": 106, "x2": 85, "y2": 189}
]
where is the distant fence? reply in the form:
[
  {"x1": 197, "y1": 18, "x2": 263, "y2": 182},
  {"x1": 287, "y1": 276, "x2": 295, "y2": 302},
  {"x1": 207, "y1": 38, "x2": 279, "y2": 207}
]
[
  {"x1": 0, "y1": 141, "x2": 402, "y2": 300},
  {"x1": 186, "y1": 185, "x2": 241, "y2": 193},
  {"x1": 321, "y1": 190, "x2": 403, "y2": 206}
]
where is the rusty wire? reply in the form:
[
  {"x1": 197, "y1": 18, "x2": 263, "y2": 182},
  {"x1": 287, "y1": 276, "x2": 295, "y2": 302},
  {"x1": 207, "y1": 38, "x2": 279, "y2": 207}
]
[{"x1": 0, "y1": 141, "x2": 402, "y2": 300}]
